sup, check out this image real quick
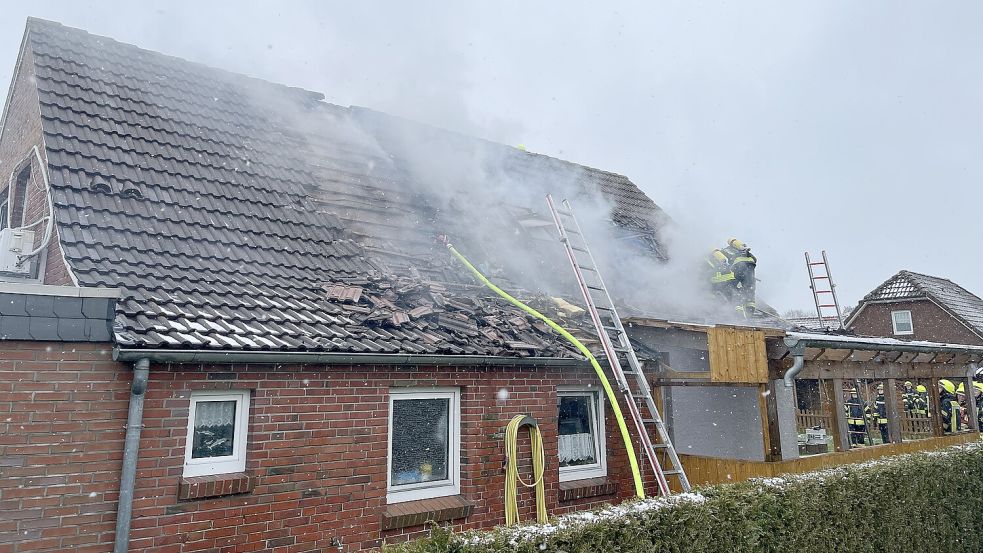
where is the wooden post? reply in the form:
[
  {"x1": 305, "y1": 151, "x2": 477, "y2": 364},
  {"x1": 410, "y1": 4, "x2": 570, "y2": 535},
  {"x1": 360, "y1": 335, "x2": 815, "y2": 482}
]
[
  {"x1": 758, "y1": 384, "x2": 775, "y2": 461},
  {"x1": 829, "y1": 378, "x2": 850, "y2": 452},
  {"x1": 764, "y1": 381, "x2": 784, "y2": 461},
  {"x1": 929, "y1": 377, "x2": 944, "y2": 437},
  {"x1": 964, "y1": 372, "x2": 979, "y2": 432},
  {"x1": 884, "y1": 378, "x2": 902, "y2": 443}
]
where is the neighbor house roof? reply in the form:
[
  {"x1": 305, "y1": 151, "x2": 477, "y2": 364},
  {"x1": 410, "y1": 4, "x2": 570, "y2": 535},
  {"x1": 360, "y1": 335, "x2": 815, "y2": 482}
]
[
  {"x1": 846, "y1": 270, "x2": 983, "y2": 340},
  {"x1": 12, "y1": 18, "x2": 671, "y2": 356}
]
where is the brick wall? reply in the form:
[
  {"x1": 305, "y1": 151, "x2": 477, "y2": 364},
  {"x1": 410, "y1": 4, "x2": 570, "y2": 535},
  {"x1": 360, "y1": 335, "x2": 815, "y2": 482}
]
[
  {"x1": 2, "y1": 346, "x2": 648, "y2": 552},
  {"x1": 849, "y1": 299, "x2": 983, "y2": 346},
  {"x1": 0, "y1": 46, "x2": 73, "y2": 285},
  {"x1": 0, "y1": 341, "x2": 128, "y2": 553}
]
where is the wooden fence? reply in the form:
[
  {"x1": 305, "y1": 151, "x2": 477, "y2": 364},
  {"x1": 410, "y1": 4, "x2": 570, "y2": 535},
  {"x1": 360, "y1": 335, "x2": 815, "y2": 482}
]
[{"x1": 677, "y1": 432, "x2": 979, "y2": 489}]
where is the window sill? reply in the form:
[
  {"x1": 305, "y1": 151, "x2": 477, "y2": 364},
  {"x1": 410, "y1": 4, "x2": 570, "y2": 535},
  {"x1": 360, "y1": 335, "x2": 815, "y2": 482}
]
[
  {"x1": 382, "y1": 495, "x2": 473, "y2": 531},
  {"x1": 178, "y1": 472, "x2": 254, "y2": 500},
  {"x1": 558, "y1": 477, "x2": 617, "y2": 502}
]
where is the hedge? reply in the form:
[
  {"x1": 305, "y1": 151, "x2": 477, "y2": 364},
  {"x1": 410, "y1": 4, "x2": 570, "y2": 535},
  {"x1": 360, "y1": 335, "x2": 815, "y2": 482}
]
[{"x1": 385, "y1": 442, "x2": 983, "y2": 553}]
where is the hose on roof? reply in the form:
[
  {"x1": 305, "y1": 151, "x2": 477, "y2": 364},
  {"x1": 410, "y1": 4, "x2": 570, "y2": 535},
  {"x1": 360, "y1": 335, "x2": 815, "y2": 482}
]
[{"x1": 444, "y1": 240, "x2": 645, "y2": 499}]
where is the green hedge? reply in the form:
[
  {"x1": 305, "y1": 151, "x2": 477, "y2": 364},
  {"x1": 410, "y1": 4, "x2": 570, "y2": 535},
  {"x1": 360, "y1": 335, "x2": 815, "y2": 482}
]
[{"x1": 386, "y1": 442, "x2": 983, "y2": 553}]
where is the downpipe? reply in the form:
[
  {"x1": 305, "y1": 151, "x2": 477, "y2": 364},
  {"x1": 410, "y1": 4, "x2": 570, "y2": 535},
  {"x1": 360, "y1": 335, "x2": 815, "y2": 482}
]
[
  {"x1": 114, "y1": 358, "x2": 150, "y2": 553},
  {"x1": 783, "y1": 338, "x2": 806, "y2": 388}
]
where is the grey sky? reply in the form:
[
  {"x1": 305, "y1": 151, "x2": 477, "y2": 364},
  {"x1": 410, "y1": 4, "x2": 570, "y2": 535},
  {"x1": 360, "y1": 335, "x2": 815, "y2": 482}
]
[{"x1": 2, "y1": 1, "x2": 980, "y2": 312}]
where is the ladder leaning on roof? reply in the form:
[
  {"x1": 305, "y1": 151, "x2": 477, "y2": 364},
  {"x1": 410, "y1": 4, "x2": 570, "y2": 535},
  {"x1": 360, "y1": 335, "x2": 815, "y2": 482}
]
[
  {"x1": 545, "y1": 194, "x2": 690, "y2": 496},
  {"x1": 805, "y1": 251, "x2": 845, "y2": 330}
]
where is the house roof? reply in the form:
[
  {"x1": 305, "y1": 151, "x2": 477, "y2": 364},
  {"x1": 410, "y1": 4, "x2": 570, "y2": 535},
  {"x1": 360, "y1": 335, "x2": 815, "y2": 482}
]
[
  {"x1": 849, "y1": 270, "x2": 983, "y2": 340},
  {"x1": 784, "y1": 316, "x2": 843, "y2": 332},
  {"x1": 18, "y1": 18, "x2": 670, "y2": 357}
]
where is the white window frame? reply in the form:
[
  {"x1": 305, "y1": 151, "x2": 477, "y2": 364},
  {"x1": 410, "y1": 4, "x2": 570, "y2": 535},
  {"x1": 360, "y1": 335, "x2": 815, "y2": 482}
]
[
  {"x1": 387, "y1": 388, "x2": 460, "y2": 504},
  {"x1": 892, "y1": 310, "x2": 914, "y2": 335},
  {"x1": 183, "y1": 390, "x2": 250, "y2": 477},
  {"x1": 557, "y1": 388, "x2": 607, "y2": 482}
]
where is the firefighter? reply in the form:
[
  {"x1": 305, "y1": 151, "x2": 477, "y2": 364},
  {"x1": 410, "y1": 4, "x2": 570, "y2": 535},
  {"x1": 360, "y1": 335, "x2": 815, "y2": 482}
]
[
  {"x1": 914, "y1": 384, "x2": 929, "y2": 417},
  {"x1": 705, "y1": 249, "x2": 737, "y2": 302},
  {"x1": 844, "y1": 388, "x2": 867, "y2": 445},
  {"x1": 867, "y1": 383, "x2": 890, "y2": 443},
  {"x1": 939, "y1": 379, "x2": 961, "y2": 433},
  {"x1": 720, "y1": 239, "x2": 757, "y2": 314},
  {"x1": 902, "y1": 381, "x2": 917, "y2": 415}
]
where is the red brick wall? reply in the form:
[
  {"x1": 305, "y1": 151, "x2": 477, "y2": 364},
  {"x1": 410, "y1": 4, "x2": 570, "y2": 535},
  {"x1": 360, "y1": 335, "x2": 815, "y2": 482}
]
[
  {"x1": 849, "y1": 299, "x2": 983, "y2": 346},
  {"x1": 0, "y1": 46, "x2": 73, "y2": 286},
  {"x1": 2, "y1": 345, "x2": 647, "y2": 552},
  {"x1": 0, "y1": 342, "x2": 128, "y2": 553}
]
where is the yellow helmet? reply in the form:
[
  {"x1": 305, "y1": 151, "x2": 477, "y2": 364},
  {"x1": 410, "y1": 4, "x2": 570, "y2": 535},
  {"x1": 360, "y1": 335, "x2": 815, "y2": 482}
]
[
  {"x1": 712, "y1": 250, "x2": 728, "y2": 263},
  {"x1": 939, "y1": 379, "x2": 956, "y2": 394},
  {"x1": 916, "y1": 384, "x2": 927, "y2": 393},
  {"x1": 957, "y1": 383, "x2": 965, "y2": 394},
  {"x1": 974, "y1": 382, "x2": 983, "y2": 395},
  {"x1": 728, "y1": 238, "x2": 747, "y2": 250},
  {"x1": 904, "y1": 381, "x2": 913, "y2": 387}
]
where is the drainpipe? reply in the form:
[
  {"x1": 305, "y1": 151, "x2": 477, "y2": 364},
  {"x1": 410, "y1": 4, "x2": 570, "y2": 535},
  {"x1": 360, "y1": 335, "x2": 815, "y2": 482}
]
[
  {"x1": 783, "y1": 338, "x2": 806, "y2": 388},
  {"x1": 114, "y1": 358, "x2": 150, "y2": 553}
]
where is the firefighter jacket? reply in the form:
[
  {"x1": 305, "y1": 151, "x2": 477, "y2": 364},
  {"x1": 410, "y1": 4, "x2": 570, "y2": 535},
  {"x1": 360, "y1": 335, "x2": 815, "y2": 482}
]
[
  {"x1": 902, "y1": 390, "x2": 918, "y2": 413},
  {"x1": 913, "y1": 393, "x2": 929, "y2": 417},
  {"x1": 844, "y1": 397, "x2": 865, "y2": 426},
  {"x1": 866, "y1": 394, "x2": 888, "y2": 425},
  {"x1": 721, "y1": 245, "x2": 757, "y2": 267},
  {"x1": 940, "y1": 391, "x2": 961, "y2": 432},
  {"x1": 706, "y1": 250, "x2": 735, "y2": 284}
]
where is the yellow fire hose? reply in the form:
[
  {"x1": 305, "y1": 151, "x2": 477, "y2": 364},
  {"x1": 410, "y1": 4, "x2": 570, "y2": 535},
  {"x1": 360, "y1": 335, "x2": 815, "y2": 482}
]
[
  {"x1": 504, "y1": 415, "x2": 547, "y2": 526},
  {"x1": 444, "y1": 241, "x2": 645, "y2": 499}
]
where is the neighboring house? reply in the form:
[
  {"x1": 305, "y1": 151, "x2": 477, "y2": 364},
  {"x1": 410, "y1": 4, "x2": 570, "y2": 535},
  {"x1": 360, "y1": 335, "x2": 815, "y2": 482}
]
[
  {"x1": 0, "y1": 18, "x2": 665, "y2": 552},
  {"x1": 845, "y1": 270, "x2": 983, "y2": 346}
]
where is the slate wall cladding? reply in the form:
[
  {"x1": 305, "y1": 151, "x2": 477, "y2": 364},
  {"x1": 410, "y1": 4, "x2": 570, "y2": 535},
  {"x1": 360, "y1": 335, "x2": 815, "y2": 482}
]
[
  {"x1": 1, "y1": 351, "x2": 644, "y2": 552},
  {"x1": 849, "y1": 299, "x2": 983, "y2": 346},
  {"x1": 0, "y1": 290, "x2": 115, "y2": 341}
]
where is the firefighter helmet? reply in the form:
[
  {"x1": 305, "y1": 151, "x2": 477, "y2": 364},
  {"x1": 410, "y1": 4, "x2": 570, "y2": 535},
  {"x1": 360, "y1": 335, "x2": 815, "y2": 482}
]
[
  {"x1": 728, "y1": 238, "x2": 747, "y2": 250},
  {"x1": 939, "y1": 379, "x2": 956, "y2": 394},
  {"x1": 916, "y1": 384, "x2": 927, "y2": 393}
]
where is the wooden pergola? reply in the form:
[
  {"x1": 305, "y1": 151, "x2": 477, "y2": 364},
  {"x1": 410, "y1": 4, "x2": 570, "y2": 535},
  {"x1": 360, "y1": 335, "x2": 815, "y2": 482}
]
[{"x1": 769, "y1": 331, "x2": 983, "y2": 450}]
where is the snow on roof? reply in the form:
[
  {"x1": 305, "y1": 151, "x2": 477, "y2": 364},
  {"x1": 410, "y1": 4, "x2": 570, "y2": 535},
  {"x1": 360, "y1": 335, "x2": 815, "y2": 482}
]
[{"x1": 786, "y1": 330, "x2": 983, "y2": 353}]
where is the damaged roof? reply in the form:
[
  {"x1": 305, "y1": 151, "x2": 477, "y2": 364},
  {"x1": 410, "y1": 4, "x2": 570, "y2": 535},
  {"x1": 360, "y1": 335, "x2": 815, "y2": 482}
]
[
  {"x1": 848, "y1": 270, "x2": 983, "y2": 340},
  {"x1": 18, "y1": 18, "x2": 669, "y2": 357}
]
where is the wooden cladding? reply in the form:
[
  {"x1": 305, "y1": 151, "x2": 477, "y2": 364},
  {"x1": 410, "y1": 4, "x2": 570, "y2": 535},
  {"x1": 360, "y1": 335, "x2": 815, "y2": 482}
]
[{"x1": 707, "y1": 326, "x2": 768, "y2": 383}]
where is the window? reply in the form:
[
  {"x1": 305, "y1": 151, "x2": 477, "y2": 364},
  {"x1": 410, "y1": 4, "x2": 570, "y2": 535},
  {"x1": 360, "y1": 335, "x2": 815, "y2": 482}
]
[
  {"x1": 557, "y1": 389, "x2": 607, "y2": 482},
  {"x1": 9, "y1": 165, "x2": 30, "y2": 229},
  {"x1": 387, "y1": 388, "x2": 460, "y2": 503},
  {"x1": 892, "y1": 310, "x2": 913, "y2": 335},
  {"x1": 0, "y1": 195, "x2": 8, "y2": 230},
  {"x1": 183, "y1": 390, "x2": 250, "y2": 477}
]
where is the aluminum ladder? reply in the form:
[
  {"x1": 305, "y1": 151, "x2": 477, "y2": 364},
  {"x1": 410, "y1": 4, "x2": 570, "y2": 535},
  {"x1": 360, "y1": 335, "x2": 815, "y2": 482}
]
[
  {"x1": 546, "y1": 194, "x2": 690, "y2": 496},
  {"x1": 805, "y1": 251, "x2": 845, "y2": 330}
]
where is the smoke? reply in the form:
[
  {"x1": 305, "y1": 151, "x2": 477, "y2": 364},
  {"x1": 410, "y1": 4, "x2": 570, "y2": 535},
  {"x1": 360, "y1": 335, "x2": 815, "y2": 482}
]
[{"x1": 227, "y1": 24, "x2": 764, "y2": 327}]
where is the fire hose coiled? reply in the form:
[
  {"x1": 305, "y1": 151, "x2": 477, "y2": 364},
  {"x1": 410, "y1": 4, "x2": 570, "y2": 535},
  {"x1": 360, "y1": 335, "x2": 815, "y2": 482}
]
[{"x1": 504, "y1": 415, "x2": 547, "y2": 526}]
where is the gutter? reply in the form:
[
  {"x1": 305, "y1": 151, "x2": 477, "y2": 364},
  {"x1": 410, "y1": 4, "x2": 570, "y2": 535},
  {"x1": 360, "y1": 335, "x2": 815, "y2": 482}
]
[
  {"x1": 113, "y1": 348, "x2": 585, "y2": 367},
  {"x1": 114, "y1": 358, "x2": 149, "y2": 553}
]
